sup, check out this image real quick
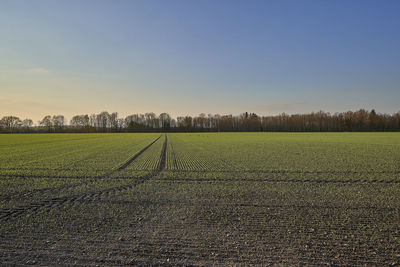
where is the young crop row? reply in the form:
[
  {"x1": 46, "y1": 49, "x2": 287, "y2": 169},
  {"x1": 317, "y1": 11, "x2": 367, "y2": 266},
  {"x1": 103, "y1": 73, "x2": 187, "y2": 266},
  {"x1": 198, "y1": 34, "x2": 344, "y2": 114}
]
[
  {"x1": 165, "y1": 134, "x2": 239, "y2": 171},
  {"x1": 122, "y1": 136, "x2": 165, "y2": 172},
  {"x1": 0, "y1": 133, "x2": 160, "y2": 177},
  {"x1": 163, "y1": 133, "x2": 400, "y2": 181},
  {"x1": 0, "y1": 133, "x2": 399, "y2": 265}
]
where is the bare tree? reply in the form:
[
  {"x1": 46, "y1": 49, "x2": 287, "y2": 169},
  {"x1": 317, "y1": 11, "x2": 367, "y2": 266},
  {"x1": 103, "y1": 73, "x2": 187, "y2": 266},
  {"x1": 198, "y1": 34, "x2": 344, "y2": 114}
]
[
  {"x1": 145, "y1": 112, "x2": 156, "y2": 128},
  {"x1": 97, "y1": 111, "x2": 110, "y2": 131},
  {"x1": 52, "y1": 115, "x2": 65, "y2": 131},
  {"x1": 89, "y1": 114, "x2": 98, "y2": 128},
  {"x1": 21, "y1": 119, "x2": 33, "y2": 129},
  {"x1": 0, "y1": 116, "x2": 21, "y2": 132},
  {"x1": 2, "y1": 109, "x2": 400, "y2": 133},
  {"x1": 183, "y1": 116, "x2": 192, "y2": 130},
  {"x1": 176, "y1": 116, "x2": 185, "y2": 128},
  {"x1": 159, "y1": 113, "x2": 171, "y2": 130},
  {"x1": 70, "y1": 115, "x2": 89, "y2": 128},
  {"x1": 110, "y1": 112, "x2": 119, "y2": 130},
  {"x1": 39, "y1": 115, "x2": 52, "y2": 132},
  {"x1": 22, "y1": 119, "x2": 33, "y2": 127}
]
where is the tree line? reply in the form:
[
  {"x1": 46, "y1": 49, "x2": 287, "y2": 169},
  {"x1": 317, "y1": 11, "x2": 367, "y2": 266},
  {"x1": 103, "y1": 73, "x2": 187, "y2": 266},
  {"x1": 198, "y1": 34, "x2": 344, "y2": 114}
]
[{"x1": 1, "y1": 109, "x2": 400, "y2": 133}]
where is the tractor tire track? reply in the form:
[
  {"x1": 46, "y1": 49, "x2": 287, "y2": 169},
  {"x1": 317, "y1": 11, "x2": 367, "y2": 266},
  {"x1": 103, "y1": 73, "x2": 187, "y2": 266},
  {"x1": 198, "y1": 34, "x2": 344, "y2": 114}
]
[
  {"x1": 158, "y1": 134, "x2": 167, "y2": 171},
  {"x1": 0, "y1": 136, "x2": 162, "y2": 202},
  {"x1": 0, "y1": 180, "x2": 91, "y2": 202},
  {"x1": 2, "y1": 168, "x2": 398, "y2": 180},
  {"x1": 116, "y1": 135, "x2": 162, "y2": 171},
  {"x1": 0, "y1": 135, "x2": 167, "y2": 222}
]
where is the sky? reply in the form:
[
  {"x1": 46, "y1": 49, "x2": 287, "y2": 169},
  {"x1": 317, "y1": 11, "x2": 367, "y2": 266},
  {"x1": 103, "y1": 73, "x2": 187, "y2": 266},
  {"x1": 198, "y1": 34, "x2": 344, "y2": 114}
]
[{"x1": 1, "y1": 0, "x2": 400, "y2": 122}]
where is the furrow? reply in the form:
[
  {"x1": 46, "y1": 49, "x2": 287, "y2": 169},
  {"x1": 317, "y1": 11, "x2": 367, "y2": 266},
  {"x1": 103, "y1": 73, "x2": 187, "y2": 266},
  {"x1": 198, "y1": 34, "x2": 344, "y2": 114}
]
[{"x1": 0, "y1": 134, "x2": 168, "y2": 222}]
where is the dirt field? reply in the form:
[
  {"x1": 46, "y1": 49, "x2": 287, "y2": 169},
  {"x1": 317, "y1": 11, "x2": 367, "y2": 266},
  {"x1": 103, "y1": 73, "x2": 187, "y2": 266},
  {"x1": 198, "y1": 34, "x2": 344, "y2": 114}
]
[{"x1": 1, "y1": 133, "x2": 400, "y2": 265}]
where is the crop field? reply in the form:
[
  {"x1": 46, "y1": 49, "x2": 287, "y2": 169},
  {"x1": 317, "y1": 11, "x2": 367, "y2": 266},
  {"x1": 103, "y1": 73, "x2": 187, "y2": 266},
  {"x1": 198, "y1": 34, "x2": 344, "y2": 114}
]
[{"x1": 0, "y1": 132, "x2": 399, "y2": 265}]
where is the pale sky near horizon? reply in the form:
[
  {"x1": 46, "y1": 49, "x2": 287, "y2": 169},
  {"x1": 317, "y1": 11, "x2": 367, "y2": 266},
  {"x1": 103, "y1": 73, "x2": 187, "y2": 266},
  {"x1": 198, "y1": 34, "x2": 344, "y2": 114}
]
[{"x1": 1, "y1": 0, "x2": 400, "y2": 122}]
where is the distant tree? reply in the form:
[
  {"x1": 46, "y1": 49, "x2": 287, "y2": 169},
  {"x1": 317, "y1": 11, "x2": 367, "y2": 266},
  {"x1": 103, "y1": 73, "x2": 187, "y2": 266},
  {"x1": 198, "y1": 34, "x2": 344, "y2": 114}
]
[
  {"x1": 198, "y1": 113, "x2": 206, "y2": 128},
  {"x1": 52, "y1": 115, "x2": 65, "y2": 131},
  {"x1": 88, "y1": 114, "x2": 95, "y2": 128},
  {"x1": 21, "y1": 119, "x2": 33, "y2": 128},
  {"x1": 395, "y1": 112, "x2": 400, "y2": 129},
  {"x1": 170, "y1": 118, "x2": 177, "y2": 128},
  {"x1": 126, "y1": 120, "x2": 135, "y2": 132},
  {"x1": 117, "y1": 118, "x2": 125, "y2": 131},
  {"x1": 97, "y1": 111, "x2": 111, "y2": 131},
  {"x1": 368, "y1": 109, "x2": 377, "y2": 130},
  {"x1": 110, "y1": 112, "x2": 119, "y2": 130},
  {"x1": 0, "y1": 116, "x2": 21, "y2": 132},
  {"x1": 21, "y1": 119, "x2": 33, "y2": 132},
  {"x1": 159, "y1": 113, "x2": 171, "y2": 131},
  {"x1": 39, "y1": 115, "x2": 52, "y2": 132},
  {"x1": 145, "y1": 112, "x2": 157, "y2": 128},
  {"x1": 2, "y1": 108, "x2": 400, "y2": 133},
  {"x1": 125, "y1": 114, "x2": 144, "y2": 131},
  {"x1": 176, "y1": 116, "x2": 185, "y2": 128},
  {"x1": 70, "y1": 115, "x2": 89, "y2": 128},
  {"x1": 183, "y1": 116, "x2": 192, "y2": 130}
]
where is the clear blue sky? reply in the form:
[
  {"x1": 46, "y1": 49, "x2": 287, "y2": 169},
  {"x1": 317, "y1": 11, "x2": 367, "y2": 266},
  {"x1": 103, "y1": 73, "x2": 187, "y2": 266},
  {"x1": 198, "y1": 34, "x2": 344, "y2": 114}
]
[{"x1": 1, "y1": 0, "x2": 399, "y2": 122}]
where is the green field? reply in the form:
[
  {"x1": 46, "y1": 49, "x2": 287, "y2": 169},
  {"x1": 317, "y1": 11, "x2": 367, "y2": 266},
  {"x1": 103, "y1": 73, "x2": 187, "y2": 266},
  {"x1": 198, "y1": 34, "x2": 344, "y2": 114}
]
[{"x1": 1, "y1": 133, "x2": 400, "y2": 265}]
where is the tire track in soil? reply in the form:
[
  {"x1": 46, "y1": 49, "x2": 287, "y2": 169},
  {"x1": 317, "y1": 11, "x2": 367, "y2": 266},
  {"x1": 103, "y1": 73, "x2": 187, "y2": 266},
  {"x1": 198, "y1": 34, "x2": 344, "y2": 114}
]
[
  {"x1": 0, "y1": 135, "x2": 163, "y2": 202},
  {"x1": 0, "y1": 135, "x2": 167, "y2": 222},
  {"x1": 116, "y1": 135, "x2": 162, "y2": 171},
  {"x1": 2, "y1": 169, "x2": 398, "y2": 180},
  {"x1": 0, "y1": 181, "x2": 92, "y2": 202}
]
